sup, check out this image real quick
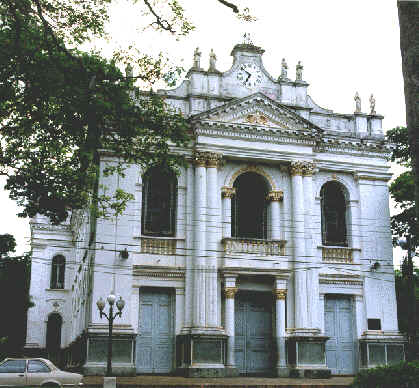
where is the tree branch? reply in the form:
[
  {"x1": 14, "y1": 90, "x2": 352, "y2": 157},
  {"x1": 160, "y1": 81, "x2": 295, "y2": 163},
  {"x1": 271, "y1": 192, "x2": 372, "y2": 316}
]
[
  {"x1": 216, "y1": 0, "x2": 239, "y2": 13},
  {"x1": 143, "y1": 0, "x2": 176, "y2": 33}
]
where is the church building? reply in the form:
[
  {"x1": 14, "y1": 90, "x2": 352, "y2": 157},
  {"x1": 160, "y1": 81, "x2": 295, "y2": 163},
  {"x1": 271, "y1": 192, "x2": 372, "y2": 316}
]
[{"x1": 25, "y1": 40, "x2": 404, "y2": 377}]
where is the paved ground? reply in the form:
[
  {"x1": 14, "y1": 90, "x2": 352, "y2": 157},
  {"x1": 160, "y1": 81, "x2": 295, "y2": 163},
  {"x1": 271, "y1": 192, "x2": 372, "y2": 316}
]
[{"x1": 83, "y1": 375, "x2": 354, "y2": 387}]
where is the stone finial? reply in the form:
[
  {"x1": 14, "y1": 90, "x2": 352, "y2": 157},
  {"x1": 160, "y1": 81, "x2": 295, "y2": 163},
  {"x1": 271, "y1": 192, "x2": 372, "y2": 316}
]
[
  {"x1": 296, "y1": 61, "x2": 303, "y2": 81},
  {"x1": 369, "y1": 94, "x2": 376, "y2": 115},
  {"x1": 280, "y1": 58, "x2": 288, "y2": 79},
  {"x1": 289, "y1": 161, "x2": 305, "y2": 176},
  {"x1": 273, "y1": 289, "x2": 287, "y2": 300},
  {"x1": 266, "y1": 190, "x2": 284, "y2": 202},
  {"x1": 221, "y1": 186, "x2": 236, "y2": 198},
  {"x1": 354, "y1": 92, "x2": 361, "y2": 113},
  {"x1": 209, "y1": 49, "x2": 217, "y2": 72},
  {"x1": 193, "y1": 47, "x2": 201, "y2": 69},
  {"x1": 224, "y1": 287, "x2": 239, "y2": 299}
]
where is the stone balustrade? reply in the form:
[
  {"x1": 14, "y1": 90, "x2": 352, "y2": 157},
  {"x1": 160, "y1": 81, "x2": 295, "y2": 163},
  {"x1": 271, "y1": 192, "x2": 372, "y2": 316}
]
[
  {"x1": 321, "y1": 246, "x2": 354, "y2": 263},
  {"x1": 141, "y1": 237, "x2": 177, "y2": 255},
  {"x1": 222, "y1": 237, "x2": 286, "y2": 256}
]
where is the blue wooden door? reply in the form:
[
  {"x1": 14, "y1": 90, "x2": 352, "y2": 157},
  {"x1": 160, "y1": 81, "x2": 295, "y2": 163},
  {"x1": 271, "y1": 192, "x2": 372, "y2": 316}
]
[
  {"x1": 325, "y1": 296, "x2": 355, "y2": 374},
  {"x1": 136, "y1": 289, "x2": 174, "y2": 373},
  {"x1": 235, "y1": 292, "x2": 273, "y2": 375}
]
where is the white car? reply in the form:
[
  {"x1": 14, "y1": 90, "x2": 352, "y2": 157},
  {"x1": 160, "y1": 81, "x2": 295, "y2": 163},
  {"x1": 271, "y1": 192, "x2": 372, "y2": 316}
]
[{"x1": 0, "y1": 358, "x2": 83, "y2": 387}]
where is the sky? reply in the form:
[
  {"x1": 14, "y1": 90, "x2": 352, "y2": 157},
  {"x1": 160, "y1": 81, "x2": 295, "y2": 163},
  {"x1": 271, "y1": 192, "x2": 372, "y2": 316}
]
[{"x1": 0, "y1": 0, "x2": 411, "y2": 265}]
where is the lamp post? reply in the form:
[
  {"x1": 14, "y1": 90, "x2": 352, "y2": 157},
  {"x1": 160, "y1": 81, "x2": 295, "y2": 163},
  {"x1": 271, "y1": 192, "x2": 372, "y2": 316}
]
[
  {"x1": 96, "y1": 294, "x2": 125, "y2": 376},
  {"x1": 397, "y1": 235, "x2": 416, "y2": 361}
]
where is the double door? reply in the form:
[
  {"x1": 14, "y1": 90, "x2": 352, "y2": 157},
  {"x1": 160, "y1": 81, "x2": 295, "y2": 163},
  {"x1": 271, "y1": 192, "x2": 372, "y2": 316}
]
[
  {"x1": 136, "y1": 288, "x2": 174, "y2": 373},
  {"x1": 325, "y1": 295, "x2": 355, "y2": 374},
  {"x1": 235, "y1": 291, "x2": 273, "y2": 375}
]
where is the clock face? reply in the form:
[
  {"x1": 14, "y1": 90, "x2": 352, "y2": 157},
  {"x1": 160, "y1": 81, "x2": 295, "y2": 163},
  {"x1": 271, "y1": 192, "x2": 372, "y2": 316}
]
[{"x1": 237, "y1": 63, "x2": 263, "y2": 89}]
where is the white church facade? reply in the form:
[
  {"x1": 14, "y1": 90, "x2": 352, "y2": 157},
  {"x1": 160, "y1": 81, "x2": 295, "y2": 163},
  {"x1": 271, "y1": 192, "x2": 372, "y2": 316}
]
[{"x1": 25, "y1": 41, "x2": 405, "y2": 377}]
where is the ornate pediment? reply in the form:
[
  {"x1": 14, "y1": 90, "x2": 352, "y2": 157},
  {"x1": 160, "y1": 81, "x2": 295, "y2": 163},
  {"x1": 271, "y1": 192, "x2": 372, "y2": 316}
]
[{"x1": 192, "y1": 92, "x2": 321, "y2": 133}]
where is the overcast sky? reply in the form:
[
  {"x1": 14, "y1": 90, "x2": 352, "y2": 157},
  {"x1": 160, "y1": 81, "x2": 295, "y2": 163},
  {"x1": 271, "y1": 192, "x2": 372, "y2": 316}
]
[{"x1": 0, "y1": 0, "x2": 410, "y2": 265}]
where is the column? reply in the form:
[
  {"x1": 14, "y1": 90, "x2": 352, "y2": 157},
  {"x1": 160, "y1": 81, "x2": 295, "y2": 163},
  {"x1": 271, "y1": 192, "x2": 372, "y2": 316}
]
[
  {"x1": 183, "y1": 162, "x2": 194, "y2": 330},
  {"x1": 193, "y1": 152, "x2": 207, "y2": 328},
  {"x1": 354, "y1": 294, "x2": 366, "y2": 337},
  {"x1": 348, "y1": 199, "x2": 361, "y2": 263},
  {"x1": 224, "y1": 284, "x2": 238, "y2": 368},
  {"x1": 274, "y1": 288, "x2": 288, "y2": 375},
  {"x1": 206, "y1": 153, "x2": 222, "y2": 327},
  {"x1": 289, "y1": 162, "x2": 308, "y2": 329},
  {"x1": 221, "y1": 187, "x2": 236, "y2": 238},
  {"x1": 302, "y1": 163, "x2": 319, "y2": 329},
  {"x1": 267, "y1": 190, "x2": 283, "y2": 240}
]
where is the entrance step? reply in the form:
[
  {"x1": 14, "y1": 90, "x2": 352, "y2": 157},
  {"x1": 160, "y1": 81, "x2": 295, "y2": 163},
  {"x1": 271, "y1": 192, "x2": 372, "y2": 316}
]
[{"x1": 83, "y1": 375, "x2": 353, "y2": 387}]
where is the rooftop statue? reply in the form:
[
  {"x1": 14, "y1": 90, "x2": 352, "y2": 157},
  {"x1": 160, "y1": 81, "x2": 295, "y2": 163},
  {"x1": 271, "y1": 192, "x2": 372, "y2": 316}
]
[
  {"x1": 296, "y1": 61, "x2": 303, "y2": 81},
  {"x1": 193, "y1": 47, "x2": 202, "y2": 69},
  {"x1": 354, "y1": 92, "x2": 361, "y2": 113},
  {"x1": 280, "y1": 58, "x2": 288, "y2": 80},
  {"x1": 369, "y1": 94, "x2": 376, "y2": 115},
  {"x1": 209, "y1": 49, "x2": 217, "y2": 72}
]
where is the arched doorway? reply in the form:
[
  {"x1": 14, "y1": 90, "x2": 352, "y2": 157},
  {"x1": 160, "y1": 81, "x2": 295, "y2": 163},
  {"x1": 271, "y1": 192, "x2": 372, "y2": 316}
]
[{"x1": 46, "y1": 313, "x2": 62, "y2": 366}]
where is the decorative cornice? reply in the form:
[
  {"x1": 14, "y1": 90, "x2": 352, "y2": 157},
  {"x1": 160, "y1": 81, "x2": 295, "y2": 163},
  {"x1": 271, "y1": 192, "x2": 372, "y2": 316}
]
[
  {"x1": 266, "y1": 190, "x2": 284, "y2": 202},
  {"x1": 273, "y1": 289, "x2": 287, "y2": 300},
  {"x1": 221, "y1": 186, "x2": 236, "y2": 198},
  {"x1": 224, "y1": 287, "x2": 238, "y2": 299}
]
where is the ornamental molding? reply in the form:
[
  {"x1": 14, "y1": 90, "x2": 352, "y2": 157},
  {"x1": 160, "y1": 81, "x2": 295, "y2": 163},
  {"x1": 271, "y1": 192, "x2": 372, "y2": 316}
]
[
  {"x1": 319, "y1": 273, "x2": 363, "y2": 286},
  {"x1": 133, "y1": 266, "x2": 185, "y2": 279},
  {"x1": 30, "y1": 222, "x2": 71, "y2": 233},
  {"x1": 224, "y1": 287, "x2": 238, "y2": 299},
  {"x1": 227, "y1": 164, "x2": 277, "y2": 190}
]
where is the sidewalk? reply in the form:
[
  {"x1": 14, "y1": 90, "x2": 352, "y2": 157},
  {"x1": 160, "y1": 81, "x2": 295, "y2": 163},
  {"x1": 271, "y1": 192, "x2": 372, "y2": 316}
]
[{"x1": 83, "y1": 375, "x2": 354, "y2": 387}]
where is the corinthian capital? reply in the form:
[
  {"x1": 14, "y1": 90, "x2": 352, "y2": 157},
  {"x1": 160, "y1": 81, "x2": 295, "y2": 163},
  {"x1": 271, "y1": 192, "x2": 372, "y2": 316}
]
[
  {"x1": 221, "y1": 186, "x2": 236, "y2": 198},
  {"x1": 302, "y1": 162, "x2": 316, "y2": 176},
  {"x1": 192, "y1": 151, "x2": 207, "y2": 167},
  {"x1": 206, "y1": 152, "x2": 223, "y2": 168},
  {"x1": 273, "y1": 289, "x2": 287, "y2": 300},
  {"x1": 224, "y1": 287, "x2": 238, "y2": 299},
  {"x1": 289, "y1": 161, "x2": 305, "y2": 176},
  {"x1": 266, "y1": 190, "x2": 284, "y2": 202}
]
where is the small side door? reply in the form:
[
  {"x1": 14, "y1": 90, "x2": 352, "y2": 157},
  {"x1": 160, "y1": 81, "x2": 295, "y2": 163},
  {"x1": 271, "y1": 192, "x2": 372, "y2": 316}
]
[
  {"x1": 26, "y1": 360, "x2": 53, "y2": 386},
  {"x1": 0, "y1": 359, "x2": 27, "y2": 386}
]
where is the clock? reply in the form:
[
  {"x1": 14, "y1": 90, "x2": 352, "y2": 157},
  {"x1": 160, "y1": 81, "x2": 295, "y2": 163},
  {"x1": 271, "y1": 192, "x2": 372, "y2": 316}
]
[{"x1": 236, "y1": 63, "x2": 263, "y2": 89}]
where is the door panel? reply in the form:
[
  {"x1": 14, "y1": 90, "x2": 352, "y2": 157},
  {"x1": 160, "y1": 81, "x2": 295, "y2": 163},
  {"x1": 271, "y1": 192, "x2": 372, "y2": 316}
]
[
  {"x1": 325, "y1": 296, "x2": 355, "y2": 375},
  {"x1": 235, "y1": 292, "x2": 273, "y2": 375},
  {"x1": 136, "y1": 289, "x2": 174, "y2": 373}
]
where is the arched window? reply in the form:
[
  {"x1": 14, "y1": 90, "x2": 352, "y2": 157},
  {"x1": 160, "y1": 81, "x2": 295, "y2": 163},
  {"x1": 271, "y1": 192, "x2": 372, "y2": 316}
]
[
  {"x1": 321, "y1": 181, "x2": 347, "y2": 246},
  {"x1": 46, "y1": 313, "x2": 62, "y2": 365},
  {"x1": 142, "y1": 167, "x2": 177, "y2": 236},
  {"x1": 50, "y1": 255, "x2": 65, "y2": 289},
  {"x1": 232, "y1": 172, "x2": 269, "y2": 239}
]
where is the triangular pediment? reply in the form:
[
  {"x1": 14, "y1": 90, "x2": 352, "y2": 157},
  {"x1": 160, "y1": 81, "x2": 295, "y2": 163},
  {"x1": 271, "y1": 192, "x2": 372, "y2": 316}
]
[{"x1": 192, "y1": 92, "x2": 320, "y2": 132}]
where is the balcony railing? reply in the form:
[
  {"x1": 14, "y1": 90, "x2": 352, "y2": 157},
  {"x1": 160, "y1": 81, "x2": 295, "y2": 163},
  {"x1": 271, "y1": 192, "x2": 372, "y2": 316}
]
[
  {"x1": 222, "y1": 238, "x2": 286, "y2": 256},
  {"x1": 321, "y1": 246, "x2": 354, "y2": 263},
  {"x1": 141, "y1": 237, "x2": 177, "y2": 255}
]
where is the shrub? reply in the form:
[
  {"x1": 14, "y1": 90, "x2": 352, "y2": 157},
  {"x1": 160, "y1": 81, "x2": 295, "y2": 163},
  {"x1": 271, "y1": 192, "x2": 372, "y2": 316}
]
[{"x1": 351, "y1": 360, "x2": 419, "y2": 388}]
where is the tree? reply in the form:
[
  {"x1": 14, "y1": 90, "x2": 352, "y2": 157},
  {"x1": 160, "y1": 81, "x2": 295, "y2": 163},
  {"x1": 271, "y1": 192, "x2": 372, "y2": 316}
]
[
  {"x1": 397, "y1": 1, "x2": 419, "y2": 247},
  {"x1": 0, "y1": 234, "x2": 16, "y2": 258},
  {"x1": 0, "y1": 0, "x2": 251, "y2": 224},
  {"x1": 388, "y1": 126, "x2": 417, "y2": 247}
]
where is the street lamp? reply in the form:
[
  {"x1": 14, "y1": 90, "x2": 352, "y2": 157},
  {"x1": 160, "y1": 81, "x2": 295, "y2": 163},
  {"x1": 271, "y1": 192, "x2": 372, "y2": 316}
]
[{"x1": 96, "y1": 294, "x2": 125, "y2": 376}]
